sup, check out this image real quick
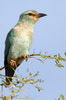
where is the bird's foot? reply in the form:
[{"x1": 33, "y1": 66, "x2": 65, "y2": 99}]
[
  {"x1": 9, "y1": 60, "x2": 17, "y2": 67},
  {"x1": 24, "y1": 54, "x2": 30, "y2": 61}
]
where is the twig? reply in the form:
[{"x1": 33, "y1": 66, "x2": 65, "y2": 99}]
[
  {"x1": 0, "y1": 53, "x2": 66, "y2": 71},
  {"x1": 29, "y1": 53, "x2": 66, "y2": 62},
  {"x1": 0, "y1": 66, "x2": 5, "y2": 70}
]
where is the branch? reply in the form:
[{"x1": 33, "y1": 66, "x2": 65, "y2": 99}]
[
  {"x1": 0, "y1": 66, "x2": 5, "y2": 70},
  {"x1": 29, "y1": 53, "x2": 66, "y2": 62},
  {"x1": 0, "y1": 71, "x2": 43, "y2": 99},
  {"x1": 0, "y1": 53, "x2": 66, "y2": 70}
]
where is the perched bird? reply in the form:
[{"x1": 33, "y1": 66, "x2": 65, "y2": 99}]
[{"x1": 4, "y1": 10, "x2": 47, "y2": 85}]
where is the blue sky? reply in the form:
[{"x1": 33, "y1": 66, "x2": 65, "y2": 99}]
[{"x1": 0, "y1": 0, "x2": 66, "y2": 100}]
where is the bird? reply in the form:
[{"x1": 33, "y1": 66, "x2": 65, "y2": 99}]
[{"x1": 4, "y1": 10, "x2": 47, "y2": 85}]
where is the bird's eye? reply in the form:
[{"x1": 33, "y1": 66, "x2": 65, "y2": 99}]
[{"x1": 28, "y1": 13, "x2": 32, "y2": 16}]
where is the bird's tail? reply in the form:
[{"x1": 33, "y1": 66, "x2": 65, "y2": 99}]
[
  {"x1": 5, "y1": 66, "x2": 16, "y2": 85},
  {"x1": 5, "y1": 58, "x2": 24, "y2": 86}
]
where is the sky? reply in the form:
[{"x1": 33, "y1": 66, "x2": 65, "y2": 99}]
[{"x1": 0, "y1": 0, "x2": 66, "y2": 100}]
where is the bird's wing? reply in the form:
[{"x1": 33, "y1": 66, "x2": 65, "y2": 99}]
[
  {"x1": 4, "y1": 29, "x2": 17, "y2": 84},
  {"x1": 4, "y1": 29, "x2": 14, "y2": 66}
]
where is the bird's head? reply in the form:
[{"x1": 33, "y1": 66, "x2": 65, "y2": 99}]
[{"x1": 19, "y1": 10, "x2": 47, "y2": 24}]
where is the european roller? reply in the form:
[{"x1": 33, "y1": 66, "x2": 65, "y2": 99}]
[{"x1": 4, "y1": 10, "x2": 47, "y2": 85}]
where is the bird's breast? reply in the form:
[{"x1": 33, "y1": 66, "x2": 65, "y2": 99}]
[{"x1": 8, "y1": 28, "x2": 33, "y2": 61}]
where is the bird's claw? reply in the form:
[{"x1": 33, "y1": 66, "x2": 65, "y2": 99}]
[
  {"x1": 24, "y1": 54, "x2": 30, "y2": 61},
  {"x1": 9, "y1": 60, "x2": 17, "y2": 67}
]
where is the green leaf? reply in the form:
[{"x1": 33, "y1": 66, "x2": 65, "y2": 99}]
[
  {"x1": 60, "y1": 94, "x2": 65, "y2": 100},
  {"x1": 35, "y1": 84, "x2": 43, "y2": 91},
  {"x1": 64, "y1": 52, "x2": 66, "y2": 56},
  {"x1": 56, "y1": 64, "x2": 64, "y2": 68},
  {"x1": 34, "y1": 71, "x2": 39, "y2": 77},
  {"x1": 37, "y1": 79, "x2": 44, "y2": 82},
  {"x1": 54, "y1": 55, "x2": 57, "y2": 57}
]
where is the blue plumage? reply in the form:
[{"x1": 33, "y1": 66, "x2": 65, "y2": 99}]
[{"x1": 4, "y1": 10, "x2": 47, "y2": 85}]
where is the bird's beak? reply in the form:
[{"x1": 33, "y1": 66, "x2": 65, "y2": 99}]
[{"x1": 36, "y1": 13, "x2": 47, "y2": 18}]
